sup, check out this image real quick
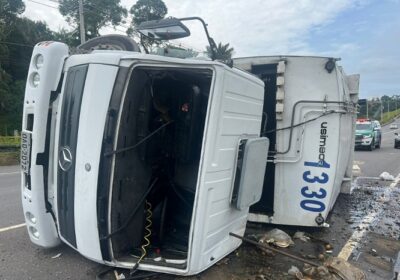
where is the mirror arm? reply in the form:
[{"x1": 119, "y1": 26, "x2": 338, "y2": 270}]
[
  {"x1": 179, "y1": 16, "x2": 217, "y2": 60},
  {"x1": 140, "y1": 34, "x2": 149, "y2": 54}
]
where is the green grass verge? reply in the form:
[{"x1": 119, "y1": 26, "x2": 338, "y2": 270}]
[
  {"x1": 0, "y1": 151, "x2": 20, "y2": 166},
  {"x1": 0, "y1": 136, "x2": 21, "y2": 147},
  {"x1": 381, "y1": 108, "x2": 400, "y2": 125}
]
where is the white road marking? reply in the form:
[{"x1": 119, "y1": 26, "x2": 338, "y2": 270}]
[
  {"x1": 337, "y1": 174, "x2": 400, "y2": 260},
  {"x1": 0, "y1": 171, "x2": 20, "y2": 176},
  {"x1": 352, "y1": 165, "x2": 360, "y2": 171},
  {"x1": 0, "y1": 223, "x2": 26, "y2": 233},
  {"x1": 383, "y1": 128, "x2": 400, "y2": 135},
  {"x1": 354, "y1": 176, "x2": 381, "y2": 181}
]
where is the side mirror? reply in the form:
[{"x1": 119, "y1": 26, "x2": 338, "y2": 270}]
[
  {"x1": 136, "y1": 18, "x2": 191, "y2": 40},
  {"x1": 395, "y1": 133, "x2": 398, "y2": 136}
]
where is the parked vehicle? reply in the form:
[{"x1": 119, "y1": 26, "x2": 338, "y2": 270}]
[
  {"x1": 354, "y1": 119, "x2": 381, "y2": 150},
  {"x1": 20, "y1": 17, "x2": 359, "y2": 275},
  {"x1": 390, "y1": 123, "x2": 398, "y2": 129},
  {"x1": 395, "y1": 133, "x2": 400, "y2": 148}
]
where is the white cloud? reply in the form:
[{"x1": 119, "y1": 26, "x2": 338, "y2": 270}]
[
  {"x1": 23, "y1": 0, "x2": 360, "y2": 55},
  {"x1": 159, "y1": 0, "x2": 361, "y2": 56},
  {"x1": 20, "y1": 0, "x2": 399, "y2": 97},
  {"x1": 22, "y1": 0, "x2": 70, "y2": 31}
]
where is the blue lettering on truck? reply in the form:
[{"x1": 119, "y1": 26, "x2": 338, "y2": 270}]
[{"x1": 300, "y1": 122, "x2": 330, "y2": 212}]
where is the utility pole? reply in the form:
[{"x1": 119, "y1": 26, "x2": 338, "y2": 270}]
[
  {"x1": 366, "y1": 100, "x2": 368, "y2": 118},
  {"x1": 78, "y1": 0, "x2": 86, "y2": 44}
]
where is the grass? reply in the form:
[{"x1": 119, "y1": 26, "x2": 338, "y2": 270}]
[
  {"x1": 380, "y1": 108, "x2": 400, "y2": 125},
  {"x1": 0, "y1": 151, "x2": 20, "y2": 166},
  {"x1": 0, "y1": 136, "x2": 20, "y2": 165},
  {"x1": 0, "y1": 136, "x2": 21, "y2": 147}
]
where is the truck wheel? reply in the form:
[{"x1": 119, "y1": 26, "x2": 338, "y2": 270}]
[{"x1": 77, "y1": 35, "x2": 140, "y2": 53}]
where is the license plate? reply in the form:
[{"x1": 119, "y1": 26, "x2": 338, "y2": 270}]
[{"x1": 21, "y1": 131, "x2": 32, "y2": 174}]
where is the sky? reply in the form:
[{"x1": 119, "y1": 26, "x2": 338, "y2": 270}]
[{"x1": 22, "y1": 0, "x2": 400, "y2": 98}]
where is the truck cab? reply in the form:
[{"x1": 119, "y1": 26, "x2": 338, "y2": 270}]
[{"x1": 20, "y1": 41, "x2": 268, "y2": 275}]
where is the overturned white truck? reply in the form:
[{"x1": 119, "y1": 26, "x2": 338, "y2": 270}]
[{"x1": 20, "y1": 18, "x2": 358, "y2": 276}]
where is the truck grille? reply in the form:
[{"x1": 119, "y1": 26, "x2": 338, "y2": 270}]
[
  {"x1": 57, "y1": 64, "x2": 88, "y2": 248},
  {"x1": 355, "y1": 134, "x2": 363, "y2": 140}
]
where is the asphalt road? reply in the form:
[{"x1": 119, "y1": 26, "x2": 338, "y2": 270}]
[
  {"x1": 0, "y1": 122, "x2": 399, "y2": 279},
  {"x1": 354, "y1": 119, "x2": 400, "y2": 178},
  {"x1": 0, "y1": 166, "x2": 100, "y2": 280}
]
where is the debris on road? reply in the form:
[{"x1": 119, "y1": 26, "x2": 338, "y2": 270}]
[
  {"x1": 51, "y1": 253, "x2": 62, "y2": 259},
  {"x1": 379, "y1": 171, "x2": 395, "y2": 181},
  {"x1": 325, "y1": 257, "x2": 366, "y2": 280},
  {"x1": 293, "y1": 232, "x2": 310, "y2": 243},
  {"x1": 258, "y1": 228, "x2": 294, "y2": 248},
  {"x1": 231, "y1": 231, "x2": 367, "y2": 280},
  {"x1": 287, "y1": 265, "x2": 303, "y2": 279}
]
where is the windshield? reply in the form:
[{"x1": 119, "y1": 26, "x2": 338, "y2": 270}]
[{"x1": 356, "y1": 123, "x2": 372, "y2": 130}]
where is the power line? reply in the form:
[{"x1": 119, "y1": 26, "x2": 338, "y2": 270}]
[
  {"x1": 0, "y1": 41, "x2": 33, "y2": 48},
  {"x1": 27, "y1": 0, "x2": 58, "y2": 9},
  {"x1": 27, "y1": 0, "x2": 131, "y2": 34}
]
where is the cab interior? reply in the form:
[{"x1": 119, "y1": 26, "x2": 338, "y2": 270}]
[{"x1": 109, "y1": 66, "x2": 213, "y2": 268}]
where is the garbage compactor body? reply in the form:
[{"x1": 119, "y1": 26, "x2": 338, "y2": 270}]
[
  {"x1": 20, "y1": 42, "x2": 269, "y2": 275},
  {"x1": 234, "y1": 56, "x2": 360, "y2": 227}
]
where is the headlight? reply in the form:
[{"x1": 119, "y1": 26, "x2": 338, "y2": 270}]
[
  {"x1": 26, "y1": 212, "x2": 37, "y2": 224},
  {"x1": 29, "y1": 226, "x2": 40, "y2": 239},
  {"x1": 30, "y1": 72, "x2": 40, "y2": 87},
  {"x1": 34, "y1": 54, "x2": 44, "y2": 69}
]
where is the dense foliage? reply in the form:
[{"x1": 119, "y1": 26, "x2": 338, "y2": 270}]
[
  {"x1": 0, "y1": 0, "x2": 237, "y2": 135},
  {"x1": 129, "y1": 0, "x2": 167, "y2": 26},
  {"x1": 59, "y1": 0, "x2": 127, "y2": 39},
  {"x1": 358, "y1": 95, "x2": 400, "y2": 121},
  {"x1": 0, "y1": 0, "x2": 55, "y2": 134},
  {"x1": 206, "y1": 42, "x2": 234, "y2": 61}
]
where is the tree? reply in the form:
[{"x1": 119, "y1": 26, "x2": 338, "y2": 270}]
[
  {"x1": 0, "y1": 0, "x2": 25, "y2": 26},
  {"x1": 53, "y1": 28, "x2": 81, "y2": 48},
  {"x1": 3, "y1": 18, "x2": 53, "y2": 79},
  {"x1": 206, "y1": 42, "x2": 235, "y2": 61},
  {"x1": 127, "y1": 0, "x2": 168, "y2": 52},
  {"x1": 129, "y1": 0, "x2": 167, "y2": 27},
  {"x1": 0, "y1": 11, "x2": 54, "y2": 134},
  {"x1": 59, "y1": 0, "x2": 127, "y2": 39}
]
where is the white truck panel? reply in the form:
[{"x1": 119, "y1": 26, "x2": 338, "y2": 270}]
[
  {"x1": 187, "y1": 67, "x2": 264, "y2": 274},
  {"x1": 74, "y1": 64, "x2": 119, "y2": 261},
  {"x1": 21, "y1": 42, "x2": 68, "y2": 247},
  {"x1": 234, "y1": 56, "x2": 358, "y2": 227}
]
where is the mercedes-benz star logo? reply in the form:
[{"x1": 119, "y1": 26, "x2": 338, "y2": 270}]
[{"x1": 59, "y1": 147, "x2": 73, "y2": 171}]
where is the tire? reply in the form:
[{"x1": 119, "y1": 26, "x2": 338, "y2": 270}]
[
  {"x1": 376, "y1": 138, "x2": 381, "y2": 149},
  {"x1": 77, "y1": 35, "x2": 140, "y2": 53},
  {"x1": 368, "y1": 139, "x2": 375, "y2": 151}
]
